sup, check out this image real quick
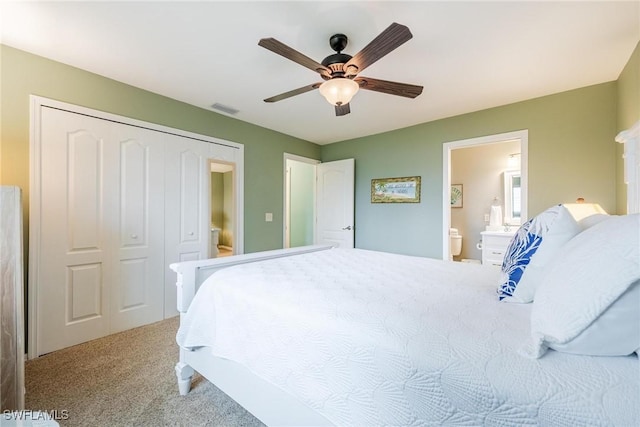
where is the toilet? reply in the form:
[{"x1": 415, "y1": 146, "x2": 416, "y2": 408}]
[{"x1": 450, "y1": 228, "x2": 463, "y2": 260}]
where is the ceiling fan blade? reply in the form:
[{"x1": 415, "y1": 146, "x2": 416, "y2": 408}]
[
  {"x1": 263, "y1": 83, "x2": 321, "y2": 103},
  {"x1": 355, "y1": 76, "x2": 423, "y2": 99},
  {"x1": 344, "y1": 23, "x2": 413, "y2": 76},
  {"x1": 335, "y1": 103, "x2": 351, "y2": 116},
  {"x1": 259, "y1": 38, "x2": 331, "y2": 77}
]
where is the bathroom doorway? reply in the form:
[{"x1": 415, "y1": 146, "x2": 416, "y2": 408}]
[
  {"x1": 442, "y1": 130, "x2": 528, "y2": 261},
  {"x1": 210, "y1": 161, "x2": 235, "y2": 257}
]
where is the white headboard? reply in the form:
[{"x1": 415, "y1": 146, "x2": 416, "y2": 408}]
[{"x1": 616, "y1": 120, "x2": 640, "y2": 214}]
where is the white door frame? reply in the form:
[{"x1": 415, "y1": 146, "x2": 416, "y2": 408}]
[
  {"x1": 283, "y1": 153, "x2": 320, "y2": 248},
  {"x1": 29, "y1": 95, "x2": 244, "y2": 358},
  {"x1": 442, "y1": 130, "x2": 528, "y2": 260}
]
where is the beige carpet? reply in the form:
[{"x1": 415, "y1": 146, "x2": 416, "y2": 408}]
[{"x1": 25, "y1": 317, "x2": 264, "y2": 427}]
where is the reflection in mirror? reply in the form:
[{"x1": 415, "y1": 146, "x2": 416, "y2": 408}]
[{"x1": 503, "y1": 170, "x2": 521, "y2": 225}]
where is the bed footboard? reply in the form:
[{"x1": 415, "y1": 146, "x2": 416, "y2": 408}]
[
  {"x1": 170, "y1": 244, "x2": 333, "y2": 313},
  {"x1": 171, "y1": 244, "x2": 334, "y2": 423}
]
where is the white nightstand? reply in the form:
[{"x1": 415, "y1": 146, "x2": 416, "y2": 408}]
[{"x1": 481, "y1": 231, "x2": 516, "y2": 267}]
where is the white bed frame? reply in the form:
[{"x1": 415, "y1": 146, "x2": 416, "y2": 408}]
[
  {"x1": 170, "y1": 244, "x2": 334, "y2": 426},
  {"x1": 171, "y1": 121, "x2": 640, "y2": 427}
]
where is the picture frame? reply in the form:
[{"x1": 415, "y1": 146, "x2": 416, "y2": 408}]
[
  {"x1": 451, "y1": 184, "x2": 463, "y2": 208},
  {"x1": 371, "y1": 176, "x2": 421, "y2": 203}
]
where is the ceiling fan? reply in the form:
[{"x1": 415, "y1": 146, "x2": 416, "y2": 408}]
[{"x1": 258, "y1": 22, "x2": 423, "y2": 116}]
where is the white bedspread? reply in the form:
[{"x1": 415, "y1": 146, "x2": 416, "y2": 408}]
[{"x1": 177, "y1": 248, "x2": 639, "y2": 426}]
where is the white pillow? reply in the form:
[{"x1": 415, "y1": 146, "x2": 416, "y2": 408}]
[
  {"x1": 550, "y1": 280, "x2": 639, "y2": 355},
  {"x1": 497, "y1": 204, "x2": 581, "y2": 303},
  {"x1": 578, "y1": 213, "x2": 610, "y2": 230},
  {"x1": 524, "y1": 214, "x2": 640, "y2": 358}
]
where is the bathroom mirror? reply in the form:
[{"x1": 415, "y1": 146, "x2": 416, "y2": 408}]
[{"x1": 503, "y1": 170, "x2": 521, "y2": 225}]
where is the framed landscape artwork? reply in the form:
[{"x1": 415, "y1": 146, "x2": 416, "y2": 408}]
[{"x1": 371, "y1": 176, "x2": 421, "y2": 203}]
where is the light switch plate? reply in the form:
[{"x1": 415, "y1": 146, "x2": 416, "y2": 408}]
[{"x1": 265, "y1": 212, "x2": 273, "y2": 222}]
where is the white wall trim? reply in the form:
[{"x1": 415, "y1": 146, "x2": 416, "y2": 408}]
[
  {"x1": 28, "y1": 95, "x2": 245, "y2": 358},
  {"x1": 283, "y1": 152, "x2": 321, "y2": 165},
  {"x1": 442, "y1": 130, "x2": 528, "y2": 260},
  {"x1": 616, "y1": 120, "x2": 640, "y2": 214}
]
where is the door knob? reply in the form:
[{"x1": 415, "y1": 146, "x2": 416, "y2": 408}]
[{"x1": 342, "y1": 226, "x2": 352, "y2": 230}]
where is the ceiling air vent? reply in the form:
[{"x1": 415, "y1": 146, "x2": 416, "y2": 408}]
[{"x1": 211, "y1": 103, "x2": 239, "y2": 115}]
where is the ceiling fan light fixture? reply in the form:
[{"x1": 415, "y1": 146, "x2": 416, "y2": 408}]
[{"x1": 318, "y1": 78, "x2": 359, "y2": 106}]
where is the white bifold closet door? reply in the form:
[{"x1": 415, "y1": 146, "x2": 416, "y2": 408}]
[
  {"x1": 40, "y1": 109, "x2": 112, "y2": 353},
  {"x1": 163, "y1": 134, "x2": 210, "y2": 319},
  {"x1": 37, "y1": 107, "x2": 208, "y2": 355},
  {"x1": 110, "y1": 124, "x2": 166, "y2": 334}
]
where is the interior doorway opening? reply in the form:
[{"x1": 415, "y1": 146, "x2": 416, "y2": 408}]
[
  {"x1": 210, "y1": 161, "x2": 235, "y2": 257},
  {"x1": 284, "y1": 154, "x2": 320, "y2": 248},
  {"x1": 283, "y1": 153, "x2": 355, "y2": 249},
  {"x1": 442, "y1": 130, "x2": 529, "y2": 261}
]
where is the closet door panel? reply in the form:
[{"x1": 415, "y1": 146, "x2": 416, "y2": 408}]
[
  {"x1": 110, "y1": 127, "x2": 164, "y2": 333},
  {"x1": 180, "y1": 150, "x2": 202, "y2": 243},
  {"x1": 164, "y1": 136, "x2": 209, "y2": 318},
  {"x1": 38, "y1": 108, "x2": 111, "y2": 355},
  {"x1": 120, "y1": 140, "x2": 148, "y2": 246},
  {"x1": 67, "y1": 132, "x2": 103, "y2": 250},
  {"x1": 67, "y1": 263, "x2": 102, "y2": 321}
]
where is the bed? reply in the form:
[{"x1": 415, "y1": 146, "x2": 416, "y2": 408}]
[{"x1": 171, "y1": 123, "x2": 640, "y2": 426}]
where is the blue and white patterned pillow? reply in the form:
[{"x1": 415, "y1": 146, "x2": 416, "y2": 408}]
[{"x1": 497, "y1": 204, "x2": 581, "y2": 302}]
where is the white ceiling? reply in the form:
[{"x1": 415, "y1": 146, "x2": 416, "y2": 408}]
[{"x1": 1, "y1": 1, "x2": 638, "y2": 145}]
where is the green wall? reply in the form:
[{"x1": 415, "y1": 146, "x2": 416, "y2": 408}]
[
  {"x1": 0, "y1": 44, "x2": 321, "y2": 254},
  {"x1": 322, "y1": 82, "x2": 618, "y2": 258},
  {"x1": 616, "y1": 41, "x2": 640, "y2": 213},
  {"x1": 2, "y1": 42, "x2": 635, "y2": 261}
]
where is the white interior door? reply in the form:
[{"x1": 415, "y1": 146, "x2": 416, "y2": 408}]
[
  {"x1": 32, "y1": 97, "x2": 246, "y2": 356},
  {"x1": 164, "y1": 137, "x2": 241, "y2": 318},
  {"x1": 163, "y1": 135, "x2": 210, "y2": 318},
  {"x1": 38, "y1": 109, "x2": 166, "y2": 354},
  {"x1": 315, "y1": 158, "x2": 355, "y2": 248},
  {"x1": 38, "y1": 108, "x2": 113, "y2": 355},
  {"x1": 109, "y1": 125, "x2": 165, "y2": 333}
]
